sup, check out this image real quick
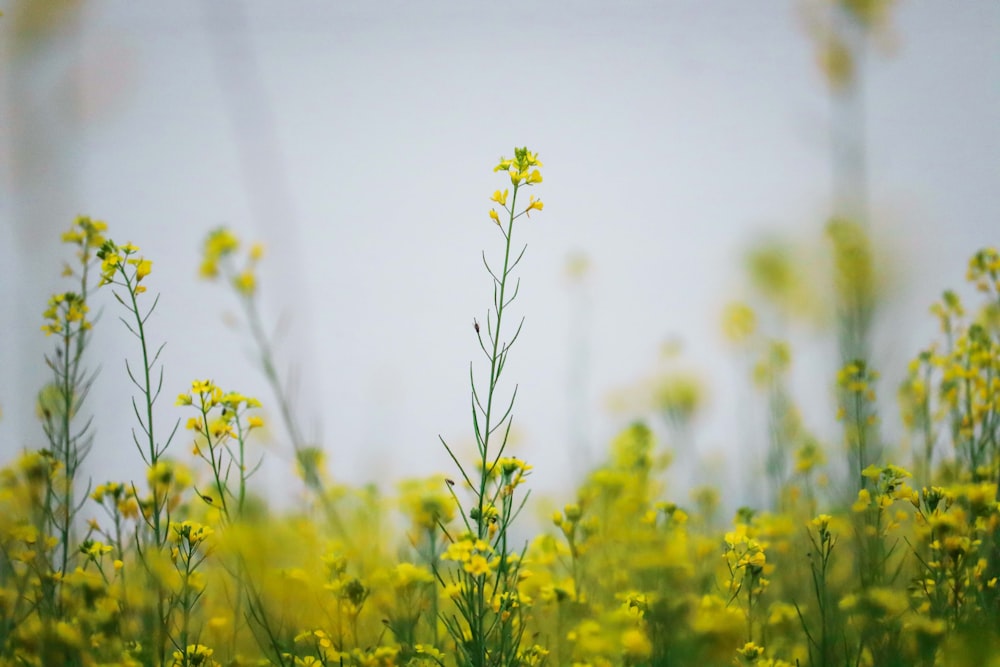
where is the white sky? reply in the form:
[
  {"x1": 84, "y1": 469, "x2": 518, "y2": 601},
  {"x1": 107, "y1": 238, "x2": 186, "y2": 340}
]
[{"x1": 1, "y1": 1, "x2": 998, "y2": 512}]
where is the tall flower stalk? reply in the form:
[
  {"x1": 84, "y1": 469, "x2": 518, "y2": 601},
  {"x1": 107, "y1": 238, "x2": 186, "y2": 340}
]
[
  {"x1": 97, "y1": 239, "x2": 180, "y2": 665},
  {"x1": 438, "y1": 147, "x2": 544, "y2": 667},
  {"x1": 38, "y1": 218, "x2": 105, "y2": 601}
]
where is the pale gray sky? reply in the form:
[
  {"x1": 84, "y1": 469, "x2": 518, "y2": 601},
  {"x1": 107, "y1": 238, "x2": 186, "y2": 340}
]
[{"x1": 2, "y1": 2, "x2": 998, "y2": 510}]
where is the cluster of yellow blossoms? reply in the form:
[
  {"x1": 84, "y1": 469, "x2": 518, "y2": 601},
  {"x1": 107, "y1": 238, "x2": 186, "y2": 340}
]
[
  {"x1": 488, "y1": 147, "x2": 544, "y2": 225},
  {"x1": 199, "y1": 227, "x2": 264, "y2": 296}
]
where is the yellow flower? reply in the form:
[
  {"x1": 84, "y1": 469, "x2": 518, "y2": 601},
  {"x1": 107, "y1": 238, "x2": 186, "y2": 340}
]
[
  {"x1": 208, "y1": 418, "x2": 235, "y2": 439},
  {"x1": 852, "y1": 488, "x2": 871, "y2": 512},
  {"x1": 80, "y1": 540, "x2": 113, "y2": 559},
  {"x1": 172, "y1": 644, "x2": 218, "y2": 667},
  {"x1": 442, "y1": 542, "x2": 469, "y2": 563},
  {"x1": 737, "y1": 641, "x2": 765, "y2": 661},
  {"x1": 526, "y1": 195, "x2": 543, "y2": 216},
  {"x1": 392, "y1": 562, "x2": 434, "y2": 589},
  {"x1": 414, "y1": 645, "x2": 445, "y2": 661},
  {"x1": 135, "y1": 258, "x2": 152, "y2": 281},
  {"x1": 722, "y1": 302, "x2": 756, "y2": 344},
  {"x1": 621, "y1": 628, "x2": 652, "y2": 660},
  {"x1": 192, "y1": 379, "x2": 215, "y2": 394},
  {"x1": 464, "y1": 554, "x2": 491, "y2": 576},
  {"x1": 234, "y1": 270, "x2": 256, "y2": 295},
  {"x1": 200, "y1": 228, "x2": 240, "y2": 279},
  {"x1": 100, "y1": 253, "x2": 120, "y2": 275},
  {"x1": 171, "y1": 520, "x2": 214, "y2": 546},
  {"x1": 810, "y1": 514, "x2": 832, "y2": 531},
  {"x1": 491, "y1": 189, "x2": 509, "y2": 206},
  {"x1": 55, "y1": 621, "x2": 83, "y2": 650}
]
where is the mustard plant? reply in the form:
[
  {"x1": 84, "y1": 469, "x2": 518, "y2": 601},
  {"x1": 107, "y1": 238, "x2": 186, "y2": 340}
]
[
  {"x1": 836, "y1": 358, "x2": 879, "y2": 496},
  {"x1": 815, "y1": 0, "x2": 898, "y2": 495},
  {"x1": 829, "y1": 209, "x2": 883, "y2": 507},
  {"x1": 723, "y1": 516, "x2": 770, "y2": 648},
  {"x1": 97, "y1": 239, "x2": 176, "y2": 546},
  {"x1": 36, "y1": 216, "x2": 105, "y2": 614},
  {"x1": 437, "y1": 147, "x2": 543, "y2": 667},
  {"x1": 176, "y1": 381, "x2": 265, "y2": 523},
  {"x1": 175, "y1": 381, "x2": 269, "y2": 663},
  {"x1": 97, "y1": 237, "x2": 182, "y2": 664},
  {"x1": 6, "y1": 215, "x2": 113, "y2": 665},
  {"x1": 398, "y1": 475, "x2": 457, "y2": 647},
  {"x1": 14, "y1": 216, "x2": 104, "y2": 648},
  {"x1": 198, "y1": 231, "x2": 316, "y2": 486},
  {"x1": 198, "y1": 230, "x2": 352, "y2": 542},
  {"x1": 796, "y1": 513, "x2": 840, "y2": 667},
  {"x1": 167, "y1": 520, "x2": 215, "y2": 663},
  {"x1": 899, "y1": 249, "x2": 1000, "y2": 631},
  {"x1": 723, "y1": 291, "x2": 821, "y2": 513}
]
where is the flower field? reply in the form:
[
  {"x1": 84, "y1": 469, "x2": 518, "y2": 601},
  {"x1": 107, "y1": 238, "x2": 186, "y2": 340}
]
[{"x1": 2, "y1": 134, "x2": 1000, "y2": 667}]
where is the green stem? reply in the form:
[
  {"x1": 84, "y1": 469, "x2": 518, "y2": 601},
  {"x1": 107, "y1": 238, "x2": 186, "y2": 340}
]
[
  {"x1": 200, "y1": 401, "x2": 231, "y2": 522},
  {"x1": 477, "y1": 182, "x2": 520, "y2": 535},
  {"x1": 429, "y1": 528, "x2": 439, "y2": 646},
  {"x1": 125, "y1": 274, "x2": 164, "y2": 546},
  {"x1": 58, "y1": 327, "x2": 74, "y2": 599},
  {"x1": 472, "y1": 184, "x2": 521, "y2": 667}
]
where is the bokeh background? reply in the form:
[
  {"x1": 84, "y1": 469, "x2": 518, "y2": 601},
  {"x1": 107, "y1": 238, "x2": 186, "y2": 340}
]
[{"x1": 1, "y1": 1, "x2": 997, "y2": 511}]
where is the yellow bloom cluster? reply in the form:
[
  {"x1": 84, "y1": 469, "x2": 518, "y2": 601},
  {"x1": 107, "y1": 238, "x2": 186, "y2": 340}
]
[
  {"x1": 199, "y1": 228, "x2": 239, "y2": 278},
  {"x1": 171, "y1": 643, "x2": 218, "y2": 667},
  {"x1": 40, "y1": 292, "x2": 91, "y2": 337},
  {"x1": 177, "y1": 379, "x2": 263, "y2": 459},
  {"x1": 79, "y1": 538, "x2": 113, "y2": 560},
  {"x1": 398, "y1": 476, "x2": 455, "y2": 533},
  {"x1": 898, "y1": 252, "x2": 1000, "y2": 480},
  {"x1": 725, "y1": 526, "x2": 768, "y2": 572},
  {"x1": 199, "y1": 227, "x2": 264, "y2": 296},
  {"x1": 60, "y1": 215, "x2": 108, "y2": 251},
  {"x1": 722, "y1": 301, "x2": 757, "y2": 344},
  {"x1": 494, "y1": 147, "x2": 543, "y2": 186},
  {"x1": 170, "y1": 520, "x2": 214, "y2": 547},
  {"x1": 442, "y1": 535, "x2": 498, "y2": 577},
  {"x1": 967, "y1": 247, "x2": 1000, "y2": 295},
  {"x1": 94, "y1": 240, "x2": 153, "y2": 299},
  {"x1": 837, "y1": 359, "x2": 878, "y2": 399},
  {"x1": 488, "y1": 147, "x2": 544, "y2": 224}
]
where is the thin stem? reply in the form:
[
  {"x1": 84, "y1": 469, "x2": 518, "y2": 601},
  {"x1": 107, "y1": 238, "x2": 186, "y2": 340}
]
[{"x1": 477, "y1": 182, "x2": 520, "y2": 538}]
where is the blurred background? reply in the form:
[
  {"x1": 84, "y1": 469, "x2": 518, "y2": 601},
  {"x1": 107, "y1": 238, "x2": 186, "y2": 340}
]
[{"x1": 1, "y1": 1, "x2": 997, "y2": 511}]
